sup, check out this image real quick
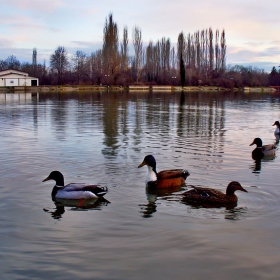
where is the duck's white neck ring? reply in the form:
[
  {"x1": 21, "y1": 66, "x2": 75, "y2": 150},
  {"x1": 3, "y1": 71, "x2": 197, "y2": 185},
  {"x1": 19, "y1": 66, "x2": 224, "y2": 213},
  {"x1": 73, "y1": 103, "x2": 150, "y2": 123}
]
[
  {"x1": 146, "y1": 166, "x2": 157, "y2": 183},
  {"x1": 55, "y1": 185, "x2": 63, "y2": 188}
]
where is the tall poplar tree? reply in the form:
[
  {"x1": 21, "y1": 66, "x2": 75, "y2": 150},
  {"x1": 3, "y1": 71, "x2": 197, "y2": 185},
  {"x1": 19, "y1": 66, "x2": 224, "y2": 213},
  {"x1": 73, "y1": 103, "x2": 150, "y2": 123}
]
[
  {"x1": 132, "y1": 26, "x2": 143, "y2": 82},
  {"x1": 208, "y1": 27, "x2": 214, "y2": 76},
  {"x1": 103, "y1": 13, "x2": 119, "y2": 78},
  {"x1": 220, "y1": 29, "x2": 227, "y2": 72},
  {"x1": 177, "y1": 32, "x2": 186, "y2": 69},
  {"x1": 120, "y1": 27, "x2": 128, "y2": 72}
]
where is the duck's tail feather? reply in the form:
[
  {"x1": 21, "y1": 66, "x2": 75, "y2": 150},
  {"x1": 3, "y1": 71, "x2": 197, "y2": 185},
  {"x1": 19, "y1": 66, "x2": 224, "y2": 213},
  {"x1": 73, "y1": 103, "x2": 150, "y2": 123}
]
[
  {"x1": 182, "y1": 169, "x2": 190, "y2": 179},
  {"x1": 94, "y1": 186, "x2": 108, "y2": 197}
]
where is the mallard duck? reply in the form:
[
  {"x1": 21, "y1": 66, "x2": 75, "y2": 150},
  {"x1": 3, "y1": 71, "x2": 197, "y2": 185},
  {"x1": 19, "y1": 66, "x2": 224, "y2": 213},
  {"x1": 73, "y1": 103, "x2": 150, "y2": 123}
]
[
  {"x1": 182, "y1": 181, "x2": 248, "y2": 204},
  {"x1": 272, "y1": 121, "x2": 280, "y2": 134},
  {"x1": 42, "y1": 171, "x2": 108, "y2": 200},
  {"x1": 249, "y1": 137, "x2": 276, "y2": 159},
  {"x1": 138, "y1": 155, "x2": 190, "y2": 188}
]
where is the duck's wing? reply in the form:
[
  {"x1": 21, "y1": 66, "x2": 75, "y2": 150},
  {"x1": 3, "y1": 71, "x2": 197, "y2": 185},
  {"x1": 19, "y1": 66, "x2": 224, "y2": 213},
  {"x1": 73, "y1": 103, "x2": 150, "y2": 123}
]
[
  {"x1": 83, "y1": 185, "x2": 108, "y2": 197},
  {"x1": 62, "y1": 183, "x2": 91, "y2": 191},
  {"x1": 190, "y1": 186, "x2": 224, "y2": 198},
  {"x1": 262, "y1": 144, "x2": 276, "y2": 152},
  {"x1": 62, "y1": 183, "x2": 108, "y2": 197},
  {"x1": 158, "y1": 169, "x2": 190, "y2": 180}
]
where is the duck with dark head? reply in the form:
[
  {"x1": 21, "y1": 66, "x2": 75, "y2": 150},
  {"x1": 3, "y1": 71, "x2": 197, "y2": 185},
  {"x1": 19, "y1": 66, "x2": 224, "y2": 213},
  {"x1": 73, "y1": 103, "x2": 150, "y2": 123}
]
[
  {"x1": 138, "y1": 155, "x2": 190, "y2": 189},
  {"x1": 273, "y1": 121, "x2": 280, "y2": 135},
  {"x1": 249, "y1": 138, "x2": 276, "y2": 160},
  {"x1": 43, "y1": 171, "x2": 108, "y2": 200},
  {"x1": 181, "y1": 181, "x2": 248, "y2": 206}
]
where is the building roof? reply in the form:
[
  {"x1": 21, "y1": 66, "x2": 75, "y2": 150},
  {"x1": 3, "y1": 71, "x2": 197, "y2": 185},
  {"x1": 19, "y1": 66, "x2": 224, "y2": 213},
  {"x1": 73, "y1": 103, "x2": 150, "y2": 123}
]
[
  {"x1": 0, "y1": 69, "x2": 29, "y2": 77},
  {"x1": 0, "y1": 69, "x2": 38, "y2": 79}
]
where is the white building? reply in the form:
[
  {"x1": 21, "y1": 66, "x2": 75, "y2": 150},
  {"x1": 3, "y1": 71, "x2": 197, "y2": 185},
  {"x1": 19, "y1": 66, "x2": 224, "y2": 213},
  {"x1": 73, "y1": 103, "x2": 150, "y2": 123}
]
[{"x1": 0, "y1": 69, "x2": 39, "y2": 87}]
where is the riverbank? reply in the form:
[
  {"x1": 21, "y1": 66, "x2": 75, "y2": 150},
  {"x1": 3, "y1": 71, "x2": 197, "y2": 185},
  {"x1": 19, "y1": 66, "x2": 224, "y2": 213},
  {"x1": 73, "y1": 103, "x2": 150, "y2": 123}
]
[{"x1": 0, "y1": 85, "x2": 276, "y2": 93}]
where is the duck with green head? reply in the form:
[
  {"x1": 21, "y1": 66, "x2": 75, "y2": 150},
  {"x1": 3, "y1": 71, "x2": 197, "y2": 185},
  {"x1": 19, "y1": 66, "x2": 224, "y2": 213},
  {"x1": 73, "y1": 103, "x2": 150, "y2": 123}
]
[{"x1": 43, "y1": 171, "x2": 108, "y2": 200}]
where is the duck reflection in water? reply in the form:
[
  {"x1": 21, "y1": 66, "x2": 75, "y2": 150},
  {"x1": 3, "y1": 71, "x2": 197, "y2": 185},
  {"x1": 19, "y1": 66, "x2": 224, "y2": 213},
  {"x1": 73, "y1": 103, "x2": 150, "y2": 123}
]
[
  {"x1": 251, "y1": 153, "x2": 276, "y2": 173},
  {"x1": 139, "y1": 185, "x2": 184, "y2": 218},
  {"x1": 251, "y1": 159, "x2": 262, "y2": 173},
  {"x1": 181, "y1": 197, "x2": 238, "y2": 210},
  {"x1": 44, "y1": 197, "x2": 110, "y2": 220},
  {"x1": 224, "y1": 206, "x2": 248, "y2": 220},
  {"x1": 272, "y1": 121, "x2": 280, "y2": 142},
  {"x1": 179, "y1": 182, "x2": 248, "y2": 220}
]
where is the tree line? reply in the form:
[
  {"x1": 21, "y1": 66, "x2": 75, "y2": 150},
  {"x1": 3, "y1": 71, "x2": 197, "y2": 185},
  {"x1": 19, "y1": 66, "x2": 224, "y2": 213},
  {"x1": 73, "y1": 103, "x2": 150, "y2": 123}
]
[{"x1": 0, "y1": 13, "x2": 279, "y2": 87}]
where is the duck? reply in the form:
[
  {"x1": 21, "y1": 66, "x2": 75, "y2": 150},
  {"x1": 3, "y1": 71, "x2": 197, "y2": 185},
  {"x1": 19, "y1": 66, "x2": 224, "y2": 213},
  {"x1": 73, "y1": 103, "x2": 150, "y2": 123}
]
[
  {"x1": 42, "y1": 171, "x2": 108, "y2": 200},
  {"x1": 182, "y1": 181, "x2": 248, "y2": 204},
  {"x1": 138, "y1": 155, "x2": 190, "y2": 188},
  {"x1": 272, "y1": 121, "x2": 280, "y2": 135},
  {"x1": 249, "y1": 137, "x2": 276, "y2": 159}
]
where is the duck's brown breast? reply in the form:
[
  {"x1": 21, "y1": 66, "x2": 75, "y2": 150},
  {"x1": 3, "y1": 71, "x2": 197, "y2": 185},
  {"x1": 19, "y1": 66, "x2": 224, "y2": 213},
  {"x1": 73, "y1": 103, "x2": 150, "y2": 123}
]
[{"x1": 156, "y1": 177, "x2": 186, "y2": 189}]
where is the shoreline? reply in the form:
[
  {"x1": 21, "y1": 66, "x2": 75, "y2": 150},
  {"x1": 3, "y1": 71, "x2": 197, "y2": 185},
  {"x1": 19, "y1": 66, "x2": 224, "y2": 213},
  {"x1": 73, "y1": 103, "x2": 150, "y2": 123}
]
[{"x1": 0, "y1": 85, "x2": 276, "y2": 93}]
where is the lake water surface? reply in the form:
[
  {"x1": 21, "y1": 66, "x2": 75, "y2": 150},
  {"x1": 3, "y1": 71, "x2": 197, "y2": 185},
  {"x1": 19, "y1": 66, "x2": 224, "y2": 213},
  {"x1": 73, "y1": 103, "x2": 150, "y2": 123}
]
[{"x1": 1, "y1": 91, "x2": 280, "y2": 279}]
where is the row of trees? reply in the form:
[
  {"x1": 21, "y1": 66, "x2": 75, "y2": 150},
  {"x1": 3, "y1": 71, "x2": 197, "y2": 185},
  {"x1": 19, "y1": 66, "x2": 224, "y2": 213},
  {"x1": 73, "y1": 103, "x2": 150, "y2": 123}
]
[{"x1": 0, "y1": 13, "x2": 279, "y2": 87}]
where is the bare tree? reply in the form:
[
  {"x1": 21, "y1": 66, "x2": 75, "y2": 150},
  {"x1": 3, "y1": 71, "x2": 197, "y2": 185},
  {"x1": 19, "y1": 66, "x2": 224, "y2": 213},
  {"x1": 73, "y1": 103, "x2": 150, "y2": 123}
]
[
  {"x1": 145, "y1": 41, "x2": 153, "y2": 81},
  {"x1": 220, "y1": 29, "x2": 226, "y2": 72},
  {"x1": 120, "y1": 26, "x2": 129, "y2": 72},
  {"x1": 103, "y1": 13, "x2": 119, "y2": 83},
  {"x1": 200, "y1": 30, "x2": 207, "y2": 78},
  {"x1": 214, "y1": 30, "x2": 220, "y2": 72},
  {"x1": 50, "y1": 46, "x2": 69, "y2": 85},
  {"x1": 5, "y1": 55, "x2": 20, "y2": 70},
  {"x1": 73, "y1": 50, "x2": 87, "y2": 84},
  {"x1": 195, "y1": 31, "x2": 200, "y2": 73},
  {"x1": 88, "y1": 50, "x2": 103, "y2": 85},
  {"x1": 132, "y1": 26, "x2": 143, "y2": 82},
  {"x1": 0, "y1": 60, "x2": 8, "y2": 70},
  {"x1": 208, "y1": 27, "x2": 214, "y2": 76}
]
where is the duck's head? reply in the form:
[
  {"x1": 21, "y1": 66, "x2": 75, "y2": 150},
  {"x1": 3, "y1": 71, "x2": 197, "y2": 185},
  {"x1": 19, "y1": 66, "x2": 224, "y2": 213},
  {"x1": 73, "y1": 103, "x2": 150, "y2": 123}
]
[
  {"x1": 138, "y1": 155, "x2": 157, "y2": 173},
  {"x1": 43, "y1": 171, "x2": 65, "y2": 186},
  {"x1": 273, "y1": 121, "x2": 280, "y2": 127},
  {"x1": 249, "y1": 138, "x2": 262, "y2": 147},
  {"x1": 226, "y1": 181, "x2": 248, "y2": 196}
]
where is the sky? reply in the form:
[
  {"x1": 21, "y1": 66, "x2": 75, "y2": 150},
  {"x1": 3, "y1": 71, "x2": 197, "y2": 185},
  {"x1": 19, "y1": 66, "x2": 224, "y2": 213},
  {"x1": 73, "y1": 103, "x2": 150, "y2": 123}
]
[{"x1": 0, "y1": 0, "x2": 279, "y2": 72}]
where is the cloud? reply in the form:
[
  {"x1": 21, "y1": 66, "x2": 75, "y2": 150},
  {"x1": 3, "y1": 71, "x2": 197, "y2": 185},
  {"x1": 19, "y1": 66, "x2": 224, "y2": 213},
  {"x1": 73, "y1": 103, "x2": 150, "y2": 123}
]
[
  {"x1": 70, "y1": 41, "x2": 103, "y2": 48},
  {"x1": 0, "y1": 14, "x2": 61, "y2": 34},
  {"x1": 3, "y1": 0, "x2": 66, "y2": 13},
  {"x1": 0, "y1": 39, "x2": 14, "y2": 48},
  {"x1": 227, "y1": 42, "x2": 280, "y2": 71}
]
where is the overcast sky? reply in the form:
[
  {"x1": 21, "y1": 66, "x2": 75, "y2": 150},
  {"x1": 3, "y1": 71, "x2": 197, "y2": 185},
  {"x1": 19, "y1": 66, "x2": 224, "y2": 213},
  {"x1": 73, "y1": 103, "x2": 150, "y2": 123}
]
[{"x1": 0, "y1": 0, "x2": 279, "y2": 72}]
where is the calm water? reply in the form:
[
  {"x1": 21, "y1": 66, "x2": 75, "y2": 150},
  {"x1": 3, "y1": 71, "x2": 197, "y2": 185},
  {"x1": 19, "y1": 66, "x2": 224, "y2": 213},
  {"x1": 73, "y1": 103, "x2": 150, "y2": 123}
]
[{"x1": 1, "y1": 91, "x2": 280, "y2": 279}]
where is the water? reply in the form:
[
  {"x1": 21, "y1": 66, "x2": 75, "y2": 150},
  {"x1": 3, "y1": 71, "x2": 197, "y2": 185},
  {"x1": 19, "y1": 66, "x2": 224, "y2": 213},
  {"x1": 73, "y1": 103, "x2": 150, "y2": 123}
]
[{"x1": 1, "y1": 91, "x2": 280, "y2": 279}]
